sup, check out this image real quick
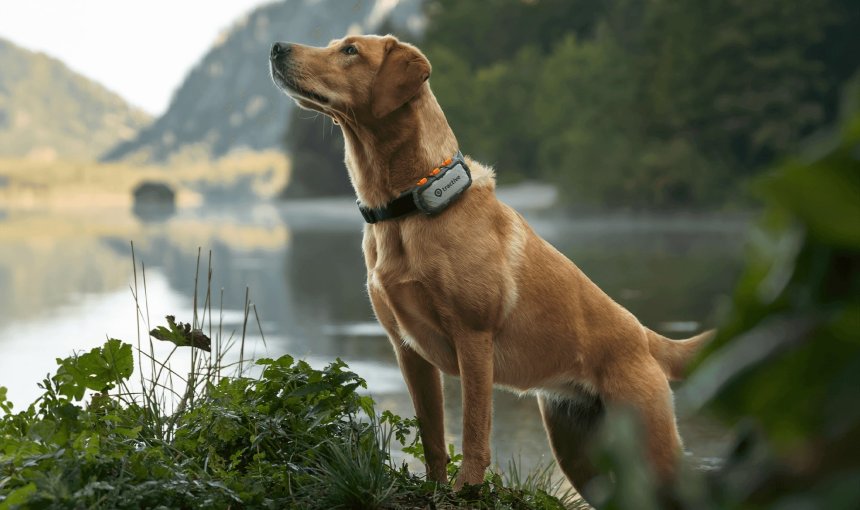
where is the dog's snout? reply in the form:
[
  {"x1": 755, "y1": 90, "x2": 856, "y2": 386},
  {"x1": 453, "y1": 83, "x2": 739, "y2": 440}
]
[{"x1": 271, "y1": 42, "x2": 291, "y2": 60}]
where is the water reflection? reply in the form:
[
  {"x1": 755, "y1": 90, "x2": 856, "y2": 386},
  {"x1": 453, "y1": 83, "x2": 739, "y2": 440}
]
[
  {"x1": 0, "y1": 203, "x2": 745, "y2": 475},
  {"x1": 132, "y1": 181, "x2": 177, "y2": 223}
]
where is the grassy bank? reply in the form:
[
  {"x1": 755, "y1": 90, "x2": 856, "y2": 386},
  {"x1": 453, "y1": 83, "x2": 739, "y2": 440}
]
[{"x1": 0, "y1": 150, "x2": 289, "y2": 210}]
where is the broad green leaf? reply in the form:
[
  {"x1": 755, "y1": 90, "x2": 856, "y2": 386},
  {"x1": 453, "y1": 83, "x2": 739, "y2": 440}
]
[
  {"x1": 767, "y1": 159, "x2": 860, "y2": 248},
  {"x1": 53, "y1": 340, "x2": 134, "y2": 400}
]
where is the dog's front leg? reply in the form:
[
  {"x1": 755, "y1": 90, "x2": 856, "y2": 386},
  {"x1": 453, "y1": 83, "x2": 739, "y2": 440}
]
[
  {"x1": 392, "y1": 342, "x2": 448, "y2": 483},
  {"x1": 454, "y1": 330, "x2": 494, "y2": 489},
  {"x1": 369, "y1": 286, "x2": 448, "y2": 482}
]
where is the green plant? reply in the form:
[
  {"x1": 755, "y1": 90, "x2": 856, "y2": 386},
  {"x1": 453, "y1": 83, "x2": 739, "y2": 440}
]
[
  {"x1": 304, "y1": 420, "x2": 398, "y2": 509},
  {"x1": 0, "y1": 338, "x2": 579, "y2": 509},
  {"x1": 0, "y1": 249, "x2": 575, "y2": 509}
]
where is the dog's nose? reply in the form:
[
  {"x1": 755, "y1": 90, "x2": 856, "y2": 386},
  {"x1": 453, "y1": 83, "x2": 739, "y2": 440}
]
[{"x1": 271, "y1": 42, "x2": 291, "y2": 60}]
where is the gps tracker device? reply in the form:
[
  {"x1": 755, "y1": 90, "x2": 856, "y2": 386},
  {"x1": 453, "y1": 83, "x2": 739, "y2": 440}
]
[
  {"x1": 413, "y1": 152, "x2": 472, "y2": 215},
  {"x1": 357, "y1": 151, "x2": 472, "y2": 223}
]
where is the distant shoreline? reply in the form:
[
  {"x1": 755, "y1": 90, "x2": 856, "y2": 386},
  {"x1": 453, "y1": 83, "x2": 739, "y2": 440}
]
[{"x1": 0, "y1": 151, "x2": 289, "y2": 210}]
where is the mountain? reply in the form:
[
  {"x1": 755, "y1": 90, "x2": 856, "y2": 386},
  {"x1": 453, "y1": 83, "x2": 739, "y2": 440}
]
[
  {"x1": 0, "y1": 38, "x2": 151, "y2": 161},
  {"x1": 102, "y1": 0, "x2": 423, "y2": 163}
]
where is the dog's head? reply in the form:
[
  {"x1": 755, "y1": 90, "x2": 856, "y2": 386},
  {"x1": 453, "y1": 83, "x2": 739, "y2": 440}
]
[{"x1": 269, "y1": 34, "x2": 431, "y2": 120}]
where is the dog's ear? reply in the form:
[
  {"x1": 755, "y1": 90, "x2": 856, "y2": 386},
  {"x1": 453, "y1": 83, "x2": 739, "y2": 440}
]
[{"x1": 370, "y1": 37, "x2": 431, "y2": 119}]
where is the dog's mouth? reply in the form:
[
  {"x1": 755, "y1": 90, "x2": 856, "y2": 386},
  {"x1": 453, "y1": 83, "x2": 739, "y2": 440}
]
[{"x1": 271, "y1": 66, "x2": 329, "y2": 105}]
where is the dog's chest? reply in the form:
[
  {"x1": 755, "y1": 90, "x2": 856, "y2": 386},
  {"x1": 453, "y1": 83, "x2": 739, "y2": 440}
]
[
  {"x1": 370, "y1": 254, "x2": 451, "y2": 336},
  {"x1": 366, "y1": 219, "x2": 506, "y2": 323},
  {"x1": 365, "y1": 226, "x2": 465, "y2": 371},
  {"x1": 372, "y1": 267, "x2": 462, "y2": 373}
]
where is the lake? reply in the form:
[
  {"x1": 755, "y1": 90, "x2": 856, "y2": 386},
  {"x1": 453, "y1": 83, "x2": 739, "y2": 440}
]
[{"x1": 0, "y1": 194, "x2": 748, "y2": 477}]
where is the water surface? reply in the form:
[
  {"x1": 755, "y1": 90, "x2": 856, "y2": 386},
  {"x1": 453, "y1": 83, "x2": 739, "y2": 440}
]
[{"x1": 0, "y1": 199, "x2": 747, "y2": 474}]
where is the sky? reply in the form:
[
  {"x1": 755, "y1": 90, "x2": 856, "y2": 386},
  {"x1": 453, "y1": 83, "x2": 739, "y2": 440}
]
[{"x1": 0, "y1": 0, "x2": 273, "y2": 115}]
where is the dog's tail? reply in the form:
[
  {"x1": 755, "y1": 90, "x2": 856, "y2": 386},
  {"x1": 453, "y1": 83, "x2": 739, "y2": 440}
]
[{"x1": 646, "y1": 328, "x2": 715, "y2": 381}]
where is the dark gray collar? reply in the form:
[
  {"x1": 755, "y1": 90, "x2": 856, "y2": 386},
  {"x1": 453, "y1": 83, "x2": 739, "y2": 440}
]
[{"x1": 357, "y1": 151, "x2": 471, "y2": 224}]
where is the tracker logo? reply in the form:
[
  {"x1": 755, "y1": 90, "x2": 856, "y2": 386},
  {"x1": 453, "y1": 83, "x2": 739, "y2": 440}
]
[{"x1": 437, "y1": 174, "x2": 461, "y2": 197}]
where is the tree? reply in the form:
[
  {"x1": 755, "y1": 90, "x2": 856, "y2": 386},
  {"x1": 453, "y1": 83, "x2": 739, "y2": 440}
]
[
  {"x1": 423, "y1": 0, "x2": 609, "y2": 70},
  {"x1": 636, "y1": 0, "x2": 853, "y2": 170},
  {"x1": 281, "y1": 0, "x2": 860, "y2": 207}
]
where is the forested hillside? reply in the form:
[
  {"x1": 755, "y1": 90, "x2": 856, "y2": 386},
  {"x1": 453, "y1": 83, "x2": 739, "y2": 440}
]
[
  {"x1": 0, "y1": 38, "x2": 150, "y2": 160},
  {"x1": 422, "y1": 0, "x2": 860, "y2": 208}
]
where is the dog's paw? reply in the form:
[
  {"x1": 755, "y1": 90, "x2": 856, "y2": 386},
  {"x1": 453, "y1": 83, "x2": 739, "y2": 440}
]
[
  {"x1": 453, "y1": 463, "x2": 486, "y2": 490},
  {"x1": 426, "y1": 465, "x2": 447, "y2": 484}
]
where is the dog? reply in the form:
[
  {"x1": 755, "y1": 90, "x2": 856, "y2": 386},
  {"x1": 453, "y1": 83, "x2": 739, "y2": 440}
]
[{"x1": 269, "y1": 34, "x2": 713, "y2": 499}]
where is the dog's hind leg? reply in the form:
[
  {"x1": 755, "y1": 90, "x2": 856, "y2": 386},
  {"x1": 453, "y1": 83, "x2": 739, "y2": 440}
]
[
  {"x1": 537, "y1": 389, "x2": 604, "y2": 497},
  {"x1": 603, "y1": 359, "x2": 683, "y2": 484}
]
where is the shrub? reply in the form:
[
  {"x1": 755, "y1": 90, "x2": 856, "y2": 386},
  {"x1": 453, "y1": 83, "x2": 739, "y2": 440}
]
[{"x1": 0, "y1": 334, "x2": 576, "y2": 509}]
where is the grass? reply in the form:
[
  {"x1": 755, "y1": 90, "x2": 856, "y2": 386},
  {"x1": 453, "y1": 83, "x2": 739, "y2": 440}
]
[
  {"x1": 0, "y1": 248, "x2": 584, "y2": 509},
  {"x1": 500, "y1": 458, "x2": 589, "y2": 510},
  {"x1": 305, "y1": 423, "x2": 399, "y2": 509}
]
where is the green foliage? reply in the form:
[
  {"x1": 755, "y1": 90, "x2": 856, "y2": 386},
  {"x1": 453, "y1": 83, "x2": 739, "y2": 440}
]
[
  {"x1": 533, "y1": 31, "x2": 727, "y2": 207},
  {"x1": 305, "y1": 425, "x2": 398, "y2": 509},
  {"x1": 449, "y1": 45, "x2": 545, "y2": 181},
  {"x1": 0, "y1": 388, "x2": 11, "y2": 415},
  {"x1": 423, "y1": 0, "x2": 608, "y2": 69},
  {"x1": 635, "y1": 0, "x2": 845, "y2": 169},
  {"x1": 501, "y1": 458, "x2": 590, "y2": 510},
  {"x1": 1, "y1": 339, "x2": 573, "y2": 509},
  {"x1": 688, "y1": 77, "x2": 860, "y2": 447},
  {"x1": 589, "y1": 74, "x2": 860, "y2": 508},
  {"x1": 687, "y1": 77, "x2": 860, "y2": 508},
  {"x1": 53, "y1": 338, "x2": 133, "y2": 401}
]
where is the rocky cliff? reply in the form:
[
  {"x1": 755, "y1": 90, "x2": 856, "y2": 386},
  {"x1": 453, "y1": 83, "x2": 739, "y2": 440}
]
[{"x1": 102, "y1": 0, "x2": 423, "y2": 163}]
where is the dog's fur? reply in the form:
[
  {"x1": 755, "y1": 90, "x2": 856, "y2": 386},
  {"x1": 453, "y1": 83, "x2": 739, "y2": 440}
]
[{"x1": 270, "y1": 34, "x2": 713, "y2": 497}]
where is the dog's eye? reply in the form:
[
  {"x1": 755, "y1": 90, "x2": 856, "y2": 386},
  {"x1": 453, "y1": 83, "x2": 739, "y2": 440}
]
[{"x1": 341, "y1": 45, "x2": 358, "y2": 56}]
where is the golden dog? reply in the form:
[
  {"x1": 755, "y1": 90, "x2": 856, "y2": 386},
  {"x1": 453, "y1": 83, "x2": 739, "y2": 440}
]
[{"x1": 269, "y1": 34, "x2": 712, "y2": 497}]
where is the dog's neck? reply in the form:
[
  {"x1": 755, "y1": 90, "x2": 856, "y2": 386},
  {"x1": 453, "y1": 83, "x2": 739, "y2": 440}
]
[{"x1": 335, "y1": 86, "x2": 458, "y2": 209}]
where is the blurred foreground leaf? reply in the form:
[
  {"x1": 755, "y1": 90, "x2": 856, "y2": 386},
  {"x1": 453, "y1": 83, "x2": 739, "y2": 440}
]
[
  {"x1": 684, "y1": 74, "x2": 860, "y2": 507},
  {"x1": 594, "y1": 74, "x2": 860, "y2": 509}
]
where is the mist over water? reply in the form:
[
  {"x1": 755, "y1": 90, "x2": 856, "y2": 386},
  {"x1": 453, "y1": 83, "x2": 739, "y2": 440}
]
[{"x1": 0, "y1": 197, "x2": 747, "y2": 474}]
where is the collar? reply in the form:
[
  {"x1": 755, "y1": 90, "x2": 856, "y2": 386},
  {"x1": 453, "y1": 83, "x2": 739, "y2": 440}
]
[{"x1": 357, "y1": 151, "x2": 472, "y2": 224}]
